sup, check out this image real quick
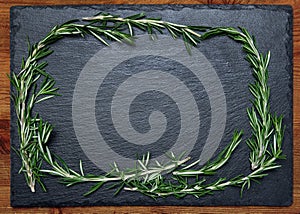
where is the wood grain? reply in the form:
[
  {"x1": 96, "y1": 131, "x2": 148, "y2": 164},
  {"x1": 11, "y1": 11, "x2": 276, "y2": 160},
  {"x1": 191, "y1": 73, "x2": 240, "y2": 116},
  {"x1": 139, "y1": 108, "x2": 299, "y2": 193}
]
[{"x1": 1, "y1": 0, "x2": 299, "y2": 213}]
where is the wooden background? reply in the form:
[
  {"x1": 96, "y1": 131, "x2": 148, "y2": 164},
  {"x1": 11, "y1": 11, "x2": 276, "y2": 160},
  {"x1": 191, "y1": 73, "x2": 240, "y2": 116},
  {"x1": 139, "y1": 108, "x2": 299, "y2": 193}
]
[{"x1": 0, "y1": 0, "x2": 299, "y2": 213}]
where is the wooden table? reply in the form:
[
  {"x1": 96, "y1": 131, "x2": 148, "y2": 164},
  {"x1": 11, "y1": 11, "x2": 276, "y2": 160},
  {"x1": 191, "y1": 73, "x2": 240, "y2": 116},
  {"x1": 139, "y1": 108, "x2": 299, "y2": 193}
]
[{"x1": 1, "y1": 0, "x2": 299, "y2": 213}]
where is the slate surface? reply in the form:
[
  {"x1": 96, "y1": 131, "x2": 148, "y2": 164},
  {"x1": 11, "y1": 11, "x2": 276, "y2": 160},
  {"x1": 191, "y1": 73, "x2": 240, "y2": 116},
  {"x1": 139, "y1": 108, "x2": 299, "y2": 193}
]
[{"x1": 10, "y1": 5, "x2": 293, "y2": 207}]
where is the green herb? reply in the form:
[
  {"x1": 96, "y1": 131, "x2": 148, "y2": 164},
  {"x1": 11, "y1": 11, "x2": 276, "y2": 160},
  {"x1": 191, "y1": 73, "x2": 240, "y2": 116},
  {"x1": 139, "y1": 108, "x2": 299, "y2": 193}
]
[{"x1": 10, "y1": 12, "x2": 285, "y2": 198}]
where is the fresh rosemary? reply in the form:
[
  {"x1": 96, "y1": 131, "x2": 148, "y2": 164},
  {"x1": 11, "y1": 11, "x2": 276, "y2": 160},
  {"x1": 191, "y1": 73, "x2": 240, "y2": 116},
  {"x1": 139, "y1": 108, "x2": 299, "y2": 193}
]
[{"x1": 10, "y1": 12, "x2": 285, "y2": 198}]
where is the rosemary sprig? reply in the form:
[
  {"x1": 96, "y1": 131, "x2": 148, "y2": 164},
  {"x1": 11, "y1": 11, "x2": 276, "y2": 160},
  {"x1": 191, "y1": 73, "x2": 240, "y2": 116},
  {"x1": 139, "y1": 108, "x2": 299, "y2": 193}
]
[
  {"x1": 173, "y1": 130, "x2": 243, "y2": 176},
  {"x1": 82, "y1": 12, "x2": 210, "y2": 52},
  {"x1": 10, "y1": 12, "x2": 285, "y2": 197},
  {"x1": 10, "y1": 12, "x2": 214, "y2": 192},
  {"x1": 40, "y1": 151, "x2": 190, "y2": 196},
  {"x1": 10, "y1": 38, "x2": 58, "y2": 191},
  {"x1": 119, "y1": 26, "x2": 285, "y2": 197},
  {"x1": 10, "y1": 18, "x2": 135, "y2": 192}
]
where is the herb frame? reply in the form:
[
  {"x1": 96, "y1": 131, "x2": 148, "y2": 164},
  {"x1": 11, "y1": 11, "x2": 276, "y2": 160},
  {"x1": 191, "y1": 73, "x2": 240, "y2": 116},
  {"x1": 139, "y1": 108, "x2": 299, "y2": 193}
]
[{"x1": 10, "y1": 12, "x2": 285, "y2": 198}]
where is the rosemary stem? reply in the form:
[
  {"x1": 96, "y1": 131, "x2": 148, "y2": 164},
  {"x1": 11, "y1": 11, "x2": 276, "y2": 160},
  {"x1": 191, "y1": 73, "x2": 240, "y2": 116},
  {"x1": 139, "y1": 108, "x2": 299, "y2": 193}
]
[
  {"x1": 49, "y1": 156, "x2": 191, "y2": 183},
  {"x1": 124, "y1": 156, "x2": 278, "y2": 196},
  {"x1": 19, "y1": 77, "x2": 35, "y2": 192},
  {"x1": 22, "y1": 151, "x2": 35, "y2": 192},
  {"x1": 82, "y1": 15, "x2": 198, "y2": 37}
]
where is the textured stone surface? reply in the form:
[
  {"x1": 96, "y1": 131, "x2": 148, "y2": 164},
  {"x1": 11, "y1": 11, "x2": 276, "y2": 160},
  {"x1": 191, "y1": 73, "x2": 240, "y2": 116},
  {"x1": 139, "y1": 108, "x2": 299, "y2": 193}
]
[{"x1": 10, "y1": 5, "x2": 292, "y2": 207}]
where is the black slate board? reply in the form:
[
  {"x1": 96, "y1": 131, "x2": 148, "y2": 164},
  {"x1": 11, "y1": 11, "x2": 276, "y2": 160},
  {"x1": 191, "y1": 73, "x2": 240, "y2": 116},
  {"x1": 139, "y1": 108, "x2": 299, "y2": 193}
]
[{"x1": 10, "y1": 5, "x2": 293, "y2": 207}]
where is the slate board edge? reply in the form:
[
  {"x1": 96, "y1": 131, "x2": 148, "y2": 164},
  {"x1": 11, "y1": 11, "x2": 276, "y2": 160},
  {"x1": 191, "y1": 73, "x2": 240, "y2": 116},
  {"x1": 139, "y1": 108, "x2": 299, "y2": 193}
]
[{"x1": 9, "y1": 4, "x2": 293, "y2": 207}]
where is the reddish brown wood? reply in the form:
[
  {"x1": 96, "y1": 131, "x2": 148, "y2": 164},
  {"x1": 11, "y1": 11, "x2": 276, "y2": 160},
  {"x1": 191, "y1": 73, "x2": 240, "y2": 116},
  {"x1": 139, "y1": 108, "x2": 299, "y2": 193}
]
[{"x1": 1, "y1": 0, "x2": 299, "y2": 213}]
